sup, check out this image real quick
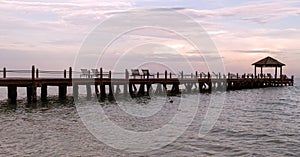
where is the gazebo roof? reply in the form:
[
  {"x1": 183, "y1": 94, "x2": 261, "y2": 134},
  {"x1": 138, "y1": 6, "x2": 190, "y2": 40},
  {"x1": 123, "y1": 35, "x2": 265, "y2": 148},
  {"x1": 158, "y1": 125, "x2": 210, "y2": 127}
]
[{"x1": 252, "y1": 56, "x2": 285, "y2": 67}]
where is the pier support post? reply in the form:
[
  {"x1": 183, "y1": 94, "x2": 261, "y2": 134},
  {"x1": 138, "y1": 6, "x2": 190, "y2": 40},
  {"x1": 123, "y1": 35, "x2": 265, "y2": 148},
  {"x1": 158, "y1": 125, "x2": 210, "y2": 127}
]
[
  {"x1": 185, "y1": 83, "x2": 193, "y2": 93},
  {"x1": 171, "y1": 83, "x2": 180, "y2": 94},
  {"x1": 100, "y1": 84, "x2": 106, "y2": 98},
  {"x1": 116, "y1": 85, "x2": 121, "y2": 95},
  {"x1": 208, "y1": 81, "x2": 212, "y2": 92},
  {"x1": 26, "y1": 85, "x2": 37, "y2": 104},
  {"x1": 199, "y1": 82, "x2": 204, "y2": 93},
  {"x1": 124, "y1": 69, "x2": 129, "y2": 96},
  {"x1": 123, "y1": 83, "x2": 128, "y2": 96},
  {"x1": 8, "y1": 85, "x2": 17, "y2": 104},
  {"x1": 275, "y1": 67, "x2": 278, "y2": 79},
  {"x1": 155, "y1": 83, "x2": 163, "y2": 95},
  {"x1": 86, "y1": 84, "x2": 92, "y2": 100},
  {"x1": 125, "y1": 69, "x2": 129, "y2": 79},
  {"x1": 27, "y1": 86, "x2": 32, "y2": 103},
  {"x1": 59, "y1": 85, "x2": 67, "y2": 99},
  {"x1": 41, "y1": 85, "x2": 47, "y2": 101},
  {"x1": 138, "y1": 83, "x2": 145, "y2": 95},
  {"x1": 146, "y1": 83, "x2": 152, "y2": 96},
  {"x1": 109, "y1": 84, "x2": 114, "y2": 96},
  {"x1": 163, "y1": 84, "x2": 167, "y2": 93},
  {"x1": 129, "y1": 83, "x2": 133, "y2": 96},
  {"x1": 108, "y1": 84, "x2": 115, "y2": 101},
  {"x1": 73, "y1": 84, "x2": 79, "y2": 101},
  {"x1": 95, "y1": 83, "x2": 99, "y2": 98}
]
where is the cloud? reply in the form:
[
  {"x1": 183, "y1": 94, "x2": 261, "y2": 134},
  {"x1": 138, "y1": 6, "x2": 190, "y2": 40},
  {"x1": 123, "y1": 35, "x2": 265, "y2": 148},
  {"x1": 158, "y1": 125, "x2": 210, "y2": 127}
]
[
  {"x1": 232, "y1": 49, "x2": 285, "y2": 54},
  {"x1": 1, "y1": 0, "x2": 132, "y2": 8},
  {"x1": 179, "y1": 1, "x2": 300, "y2": 24},
  {"x1": 0, "y1": 0, "x2": 133, "y2": 27},
  {"x1": 0, "y1": 0, "x2": 135, "y2": 55}
]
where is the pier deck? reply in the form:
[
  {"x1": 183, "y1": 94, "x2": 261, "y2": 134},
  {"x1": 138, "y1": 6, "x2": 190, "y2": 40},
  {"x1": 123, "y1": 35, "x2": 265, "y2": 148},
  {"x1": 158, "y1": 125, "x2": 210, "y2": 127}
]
[{"x1": 0, "y1": 66, "x2": 294, "y2": 104}]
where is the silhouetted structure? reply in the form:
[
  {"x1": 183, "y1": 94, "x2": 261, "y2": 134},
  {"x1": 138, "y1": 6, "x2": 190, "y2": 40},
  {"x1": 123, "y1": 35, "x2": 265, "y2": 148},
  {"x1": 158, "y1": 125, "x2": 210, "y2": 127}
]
[
  {"x1": 252, "y1": 56, "x2": 285, "y2": 79},
  {"x1": 0, "y1": 58, "x2": 294, "y2": 105}
]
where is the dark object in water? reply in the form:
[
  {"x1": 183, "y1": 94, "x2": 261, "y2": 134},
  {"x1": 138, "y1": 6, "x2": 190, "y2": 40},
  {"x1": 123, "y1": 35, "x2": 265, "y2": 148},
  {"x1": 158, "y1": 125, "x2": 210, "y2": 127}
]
[{"x1": 168, "y1": 98, "x2": 173, "y2": 103}]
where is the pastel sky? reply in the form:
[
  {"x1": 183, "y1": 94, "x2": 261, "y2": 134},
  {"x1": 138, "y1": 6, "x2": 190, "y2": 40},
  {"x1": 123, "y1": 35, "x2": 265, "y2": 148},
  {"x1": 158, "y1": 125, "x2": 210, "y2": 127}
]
[{"x1": 0, "y1": 0, "x2": 299, "y2": 77}]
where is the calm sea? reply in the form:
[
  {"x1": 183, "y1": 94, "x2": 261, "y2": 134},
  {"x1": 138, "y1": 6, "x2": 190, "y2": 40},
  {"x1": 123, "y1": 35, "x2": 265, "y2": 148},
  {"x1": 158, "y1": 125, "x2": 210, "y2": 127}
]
[{"x1": 0, "y1": 79, "x2": 299, "y2": 156}]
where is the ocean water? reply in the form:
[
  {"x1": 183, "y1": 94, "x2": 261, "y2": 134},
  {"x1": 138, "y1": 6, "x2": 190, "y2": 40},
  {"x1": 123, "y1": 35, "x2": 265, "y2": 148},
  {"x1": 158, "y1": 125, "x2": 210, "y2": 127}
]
[{"x1": 0, "y1": 80, "x2": 299, "y2": 156}]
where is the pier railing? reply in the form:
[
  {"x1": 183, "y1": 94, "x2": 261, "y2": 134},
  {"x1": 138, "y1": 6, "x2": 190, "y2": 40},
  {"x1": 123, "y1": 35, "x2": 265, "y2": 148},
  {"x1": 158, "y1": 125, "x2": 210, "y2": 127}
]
[{"x1": 0, "y1": 66, "x2": 294, "y2": 81}]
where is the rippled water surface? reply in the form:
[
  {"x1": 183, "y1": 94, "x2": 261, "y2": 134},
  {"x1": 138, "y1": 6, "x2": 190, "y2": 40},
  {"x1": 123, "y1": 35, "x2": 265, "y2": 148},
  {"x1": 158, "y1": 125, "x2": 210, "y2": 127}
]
[{"x1": 0, "y1": 80, "x2": 299, "y2": 156}]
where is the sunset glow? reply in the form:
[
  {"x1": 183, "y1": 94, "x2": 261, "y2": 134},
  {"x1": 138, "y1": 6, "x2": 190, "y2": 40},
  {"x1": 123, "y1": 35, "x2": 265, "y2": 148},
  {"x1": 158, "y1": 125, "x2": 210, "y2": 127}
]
[{"x1": 0, "y1": 0, "x2": 299, "y2": 76}]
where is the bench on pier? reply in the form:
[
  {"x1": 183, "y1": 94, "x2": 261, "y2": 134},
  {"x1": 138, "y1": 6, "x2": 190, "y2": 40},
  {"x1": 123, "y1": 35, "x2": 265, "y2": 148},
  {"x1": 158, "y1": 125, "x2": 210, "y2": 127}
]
[
  {"x1": 142, "y1": 69, "x2": 155, "y2": 79},
  {"x1": 267, "y1": 73, "x2": 272, "y2": 79},
  {"x1": 281, "y1": 75, "x2": 287, "y2": 79},
  {"x1": 80, "y1": 69, "x2": 90, "y2": 78},
  {"x1": 200, "y1": 72, "x2": 208, "y2": 78},
  {"x1": 228, "y1": 73, "x2": 238, "y2": 79},
  {"x1": 131, "y1": 69, "x2": 143, "y2": 79},
  {"x1": 91, "y1": 69, "x2": 100, "y2": 78}
]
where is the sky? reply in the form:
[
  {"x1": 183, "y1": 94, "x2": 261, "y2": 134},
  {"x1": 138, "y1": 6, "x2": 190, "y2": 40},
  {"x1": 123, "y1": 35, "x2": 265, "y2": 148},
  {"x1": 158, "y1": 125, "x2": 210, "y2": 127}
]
[{"x1": 0, "y1": 0, "x2": 299, "y2": 77}]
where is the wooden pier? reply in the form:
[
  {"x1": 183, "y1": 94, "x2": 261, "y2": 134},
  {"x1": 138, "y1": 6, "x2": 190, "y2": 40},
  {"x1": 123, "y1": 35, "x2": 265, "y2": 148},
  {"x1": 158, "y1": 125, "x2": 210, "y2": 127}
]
[{"x1": 0, "y1": 64, "x2": 294, "y2": 105}]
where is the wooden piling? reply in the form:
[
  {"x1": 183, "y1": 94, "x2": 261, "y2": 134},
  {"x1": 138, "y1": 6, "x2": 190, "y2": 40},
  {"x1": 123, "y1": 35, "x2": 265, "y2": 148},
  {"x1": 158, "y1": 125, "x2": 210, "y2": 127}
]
[
  {"x1": 116, "y1": 85, "x2": 121, "y2": 95},
  {"x1": 163, "y1": 84, "x2": 167, "y2": 93},
  {"x1": 8, "y1": 85, "x2": 17, "y2": 104},
  {"x1": 171, "y1": 83, "x2": 180, "y2": 94},
  {"x1": 165, "y1": 70, "x2": 167, "y2": 79},
  {"x1": 3, "y1": 67, "x2": 6, "y2": 78},
  {"x1": 64, "y1": 70, "x2": 67, "y2": 78},
  {"x1": 95, "y1": 83, "x2": 99, "y2": 98},
  {"x1": 109, "y1": 84, "x2": 114, "y2": 96},
  {"x1": 36, "y1": 69, "x2": 39, "y2": 78},
  {"x1": 123, "y1": 83, "x2": 128, "y2": 96},
  {"x1": 129, "y1": 83, "x2": 133, "y2": 96},
  {"x1": 41, "y1": 85, "x2": 47, "y2": 101},
  {"x1": 59, "y1": 85, "x2": 67, "y2": 99},
  {"x1": 32, "y1": 85, "x2": 37, "y2": 103},
  {"x1": 86, "y1": 84, "x2": 92, "y2": 100},
  {"x1": 73, "y1": 84, "x2": 79, "y2": 101},
  {"x1": 138, "y1": 83, "x2": 145, "y2": 95},
  {"x1": 100, "y1": 68, "x2": 103, "y2": 79},
  {"x1": 146, "y1": 83, "x2": 152, "y2": 96},
  {"x1": 155, "y1": 83, "x2": 163, "y2": 95},
  {"x1": 100, "y1": 84, "x2": 106, "y2": 98},
  {"x1": 27, "y1": 86, "x2": 32, "y2": 103},
  {"x1": 69, "y1": 67, "x2": 72, "y2": 79},
  {"x1": 124, "y1": 69, "x2": 129, "y2": 96},
  {"x1": 32, "y1": 65, "x2": 35, "y2": 80},
  {"x1": 185, "y1": 83, "x2": 193, "y2": 93},
  {"x1": 125, "y1": 69, "x2": 129, "y2": 79},
  {"x1": 27, "y1": 85, "x2": 37, "y2": 104}
]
